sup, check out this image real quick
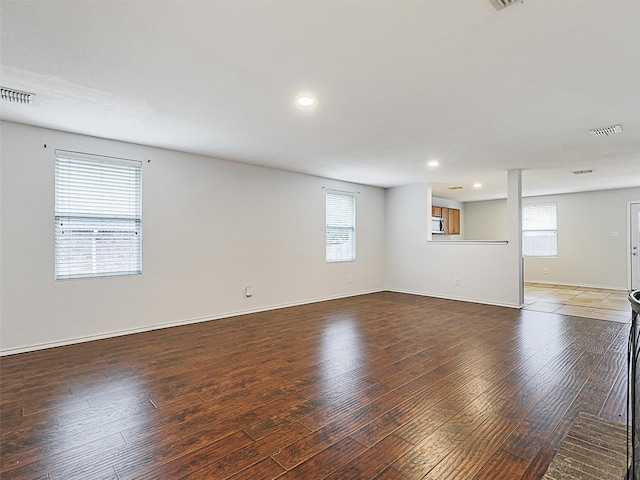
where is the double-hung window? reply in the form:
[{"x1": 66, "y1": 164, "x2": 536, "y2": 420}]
[
  {"x1": 326, "y1": 190, "x2": 356, "y2": 263},
  {"x1": 55, "y1": 151, "x2": 142, "y2": 279},
  {"x1": 522, "y1": 202, "x2": 557, "y2": 257}
]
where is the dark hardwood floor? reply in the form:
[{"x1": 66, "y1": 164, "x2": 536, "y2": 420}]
[{"x1": 0, "y1": 291, "x2": 630, "y2": 479}]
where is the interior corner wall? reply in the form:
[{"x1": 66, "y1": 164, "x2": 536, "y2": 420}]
[
  {"x1": 384, "y1": 182, "x2": 522, "y2": 308},
  {"x1": 0, "y1": 122, "x2": 386, "y2": 354},
  {"x1": 523, "y1": 187, "x2": 640, "y2": 289}
]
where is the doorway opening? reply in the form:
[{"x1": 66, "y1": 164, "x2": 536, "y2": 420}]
[{"x1": 631, "y1": 202, "x2": 640, "y2": 290}]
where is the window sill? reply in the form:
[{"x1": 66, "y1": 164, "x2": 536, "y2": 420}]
[{"x1": 428, "y1": 240, "x2": 509, "y2": 245}]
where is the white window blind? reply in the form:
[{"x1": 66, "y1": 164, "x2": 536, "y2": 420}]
[
  {"x1": 326, "y1": 190, "x2": 356, "y2": 263},
  {"x1": 523, "y1": 203, "x2": 557, "y2": 257},
  {"x1": 55, "y1": 151, "x2": 142, "y2": 279}
]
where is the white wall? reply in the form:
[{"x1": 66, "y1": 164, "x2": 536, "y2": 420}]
[
  {"x1": 385, "y1": 176, "x2": 522, "y2": 308},
  {"x1": 524, "y1": 188, "x2": 640, "y2": 289},
  {"x1": 463, "y1": 198, "x2": 508, "y2": 241},
  {"x1": 0, "y1": 122, "x2": 386, "y2": 354},
  {"x1": 461, "y1": 187, "x2": 640, "y2": 289}
]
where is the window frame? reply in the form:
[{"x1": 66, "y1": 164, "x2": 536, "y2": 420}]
[
  {"x1": 325, "y1": 189, "x2": 357, "y2": 263},
  {"x1": 522, "y1": 202, "x2": 558, "y2": 257},
  {"x1": 54, "y1": 150, "x2": 143, "y2": 280}
]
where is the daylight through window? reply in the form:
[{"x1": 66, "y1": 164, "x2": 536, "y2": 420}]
[
  {"x1": 55, "y1": 151, "x2": 142, "y2": 279},
  {"x1": 523, "y1": 203, "x2": 557, "y2": 257},
  {"x1": 326, "y1": 190, "x2": 356, "y2": 263}
]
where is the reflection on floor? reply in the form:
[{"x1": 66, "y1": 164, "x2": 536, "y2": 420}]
[{"x1": 524, "y1": 282, "x2": 631, "y2": 323}]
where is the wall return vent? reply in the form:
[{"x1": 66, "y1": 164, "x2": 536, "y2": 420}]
[
  {"x1": 490, "y1": 0, "x2": 521, "y2": 11},
  {"x1": 1, "y1": 87, "x2": 35, "y2": 104}
]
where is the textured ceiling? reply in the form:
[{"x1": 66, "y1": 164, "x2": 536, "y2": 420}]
[{"x1": 1, "y1": 0, "x2": 639, "y2": 201}]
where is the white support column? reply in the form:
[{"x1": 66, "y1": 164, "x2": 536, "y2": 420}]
[{"x1": 507, "y1": 169, "x2": 523, "y2": 307}]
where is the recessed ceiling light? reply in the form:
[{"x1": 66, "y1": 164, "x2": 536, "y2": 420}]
[
  {"x1": 296, "y1": 95, "x2": 316, "y2": 107},
  {"x1": 473, "y1": 183, "x2": 482, "y2": 188},
  {"x1": 427, "y1": 160, "x2": 439, "y2": 167}
]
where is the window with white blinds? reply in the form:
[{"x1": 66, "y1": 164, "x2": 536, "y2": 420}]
[
  {"x1": 55, "y1": 151, "x2": 142, "y2": 279},
  {"x1": 326, "y1": 190, "x2": 356, "y2": 263},
  {"x1": 523, "y1": 203, "x2": 557, "y2": 257}
]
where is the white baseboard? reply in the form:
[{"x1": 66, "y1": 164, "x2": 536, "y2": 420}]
[
  {"x1": 387, "y1": 288, "x2": 522, "y2": 309},
  {"x1": 524, "y1": 280, "x2": 627, "y2": 292},
  {"x1": 0, "y1": 289, "x2": 384, "y2": 357}
]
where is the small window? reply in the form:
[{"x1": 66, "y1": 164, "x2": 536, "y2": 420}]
[
  {"x1": 55, "y1": 151, "x2": 142, "y2": 279},
  {"x1": 523, "y1": 203, "x2": 557, "y2": 257},
  {"x1": 326, "y1": 190, "x2": 356, "y2": 263}
]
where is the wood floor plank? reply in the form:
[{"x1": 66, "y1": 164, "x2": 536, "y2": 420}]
[
  {"x1": 0, "y1": 291, "x2": 629, "y2": 479},
  {"x1": 323, "y1": 434, "x2": 413, "y2": 480},
  {"x1": 501, "y1": 384, "x2": 579, "y2": 462},
  {"x1": 348, "y1": 378, "x2": 460, "y2": 448},
  {"x1": 393, "y1": 377, "x2": 495, "y2": 445},
  {"x1": 183, "y1": 422, "x2": 312, "y2": 479},
  {"x1": 601, "y1": 364, "x2": 630, "y2": 423},
  {"x1": 227, "y1": 457, "x2": 285, "y2": 480},
  {"x1": 373, "y1": 466, "x2": 412, "y2": 480},
  {"x1": 120, "y1": 430, "x2": 253, "y2": 480},
  {"x1": 276, "y1": 436, "x2": 366, "y2": 479},
  {"x1": 391, "y1": 392, "x2": 508, "y2": 479},
  {"x1": 423, "y1": 412, "x2": 518, "y2": 479},
  {"x1": 270, "y1": 420, "x2": 351, "y2": 470},
  {"x1": 471, "y1": 449, "x2": 530, "y2": 480},
  {"x1": 1, "y1": 431, "x2": 126, "y2": 479}
]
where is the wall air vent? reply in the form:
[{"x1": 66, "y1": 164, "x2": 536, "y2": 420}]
[
  {"x1": 1, "y1": 87, "x2": 35, "y2": 104},
  {"x1": 448, "y1": 186, "x2": 464, "y2": 190},
  {"x1": 590, "y1": 124, "x2": 622, "y2": 137},
  {"x1": 572, "y1": 169, "x2": 593, "y2": 175},
  {"x1": 490, "y1": 0, "x2": 521, "y2": 11}
]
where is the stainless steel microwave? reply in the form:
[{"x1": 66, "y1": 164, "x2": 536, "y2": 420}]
[{"x1": 432, "y1": 216, "x2": 445, "y2": 234}]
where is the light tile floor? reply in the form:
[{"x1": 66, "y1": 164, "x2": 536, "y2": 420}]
[{"x1": 524, "y1": 282, "x2": 632, "y2": 323}]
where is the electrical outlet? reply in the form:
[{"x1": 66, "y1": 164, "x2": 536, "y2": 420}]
[
  {"x1": 454, "y1": 278, "x2": 460, "y2": 286},
  {"x1": 543, "y1": 268, "x2": 549, "y2": 274},
  {"x1": 348, "y1": 275, "x2": 353, "y2": 283}
]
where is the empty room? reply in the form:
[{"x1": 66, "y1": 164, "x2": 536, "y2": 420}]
[{"x1": 1, "y1": 0, "x2": 640, "y2": 479}]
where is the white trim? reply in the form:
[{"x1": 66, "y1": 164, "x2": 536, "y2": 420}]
[
  {"x1": 387, "y1": 288, "x2": 522, "y2": 309},
  {"x1": 0, "y1": 289, "x2": 383, "y2": 356},
  {"x1": 427, "y1": 240, "x2": 508, "y2": 245},
  {"x1": 55, "y1": 149, "x2": 142, "y2": 166},
  {"x1": 629, "y1": 201, "x2": 640, "y2": 290},
  {"x1": 524, "y1": 279, "x2": 628, "y2": 292}
]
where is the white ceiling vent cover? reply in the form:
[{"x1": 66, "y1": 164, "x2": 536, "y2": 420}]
[
  {"x1": 590, "y1": 124, "x2": 623, "y2": 137},
  {"x1": 490, "y1": 0, "x2": 521, "y2": 11},
  {"x1": 1, "y1": 87, "x2": 35, "y2": 104}
]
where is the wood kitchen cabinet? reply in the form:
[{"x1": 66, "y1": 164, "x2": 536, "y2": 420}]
[
  {"x1": 447, "y1": 208, "x2": 460, "y2": 235},
  {"x1": 432, "y1": 205, "x2": 460, "y2": 235}
]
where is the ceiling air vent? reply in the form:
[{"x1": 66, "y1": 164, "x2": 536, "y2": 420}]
[
  {"x1": 490, "y1": 0, "x2": 521, "y2": 11},
  {"x1": 572, "y1": 169, "x2": 593, "y2": 175},
  {"x1": 1, "y1": 87, "x2": 35, "y2": 104},
  {"x1": 590, "y1": 124, "x2": 622, "y2": 137}
]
